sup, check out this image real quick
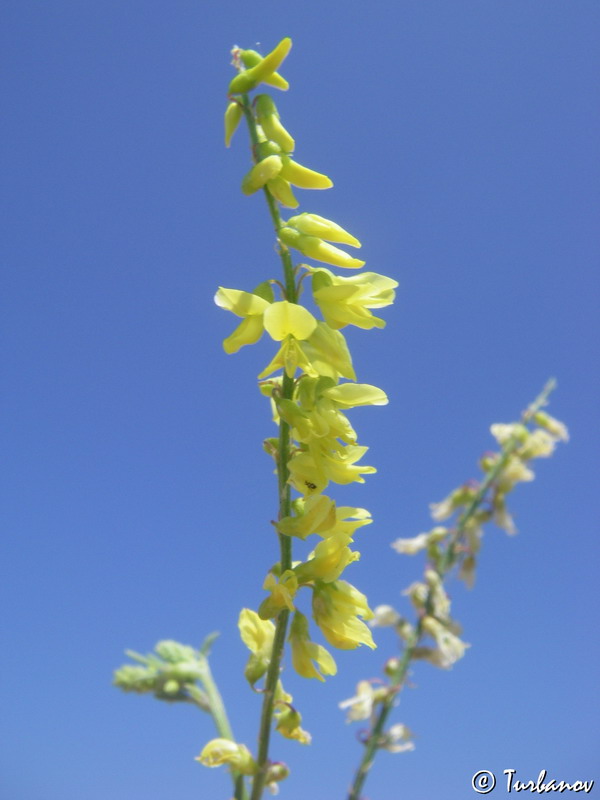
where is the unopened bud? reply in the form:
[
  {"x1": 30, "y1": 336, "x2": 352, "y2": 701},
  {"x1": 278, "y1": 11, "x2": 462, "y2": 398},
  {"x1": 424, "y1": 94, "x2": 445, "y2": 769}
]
[
  {"x1": 533, "y1": 411, "x2": 569, "y2": 442},
  {"x1": 255, "y1": 94, "x2": 295, "y2": 152},
  {"x1": 266, "y1": 761, "x2": 290, "y2": 784},
  {"x1": 241, "y1": 155, "x2": 283, "y2": 195},
  {"x1": 224, "y1": 102, "x2": 243, "y2": 147},
  {"x1": 230, "y1": 38, "x2": 292, "y2": 94}
]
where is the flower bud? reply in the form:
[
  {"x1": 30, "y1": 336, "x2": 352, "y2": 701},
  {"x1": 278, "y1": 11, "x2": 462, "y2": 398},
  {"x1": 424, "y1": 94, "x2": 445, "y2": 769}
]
[
  {"x1": 154, "y1": 640, "x2": 196, "y2": 663},
  {"x1": 533, "y1": 410, "x2": 569, "y2": 441},
  {"x1": 266, "y1": 176, "x2": 299, "y2": 208},
  {"x1": 255, "y1": 94, "x2": 295, "y2": 152},
  {"x1": 279, "y1": 227, "x2": 365, "y2": 269},
  {"x1": 113, "y1": 664, "x2": 157, "y2": 693},
  {"x1": 241, "y1": 155, "x2": 283, "y2": 194},
  {"x1": 196, "y1": 738, "x2": 256, "y2": 775},
  {"x1": 230, "y1": 38, "x2": 292, "y2": 94},
  {"x1": 265, "y1": 761, "x2": 291, "y2": 790},
  {"x1": 279, "y1": 156, "x2": 333, "y2": 189},
  {"x1": 286, "y1": 212, "x2": 361, "y2": 247},
  {"x1": 224, "y1": 101, "x2": 243, "y2": 147},
  {"x1": 384, "y1": 657, "x2": 402, "y2": 677},
  {"x1": 240, "y1": 49, "x2": 289, "y2": 91}
]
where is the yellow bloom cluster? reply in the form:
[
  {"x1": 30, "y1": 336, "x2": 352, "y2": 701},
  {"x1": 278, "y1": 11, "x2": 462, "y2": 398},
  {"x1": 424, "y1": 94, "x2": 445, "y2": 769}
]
[{"x1": 211, "y1": 38, "x2": 398, "y2": 769}]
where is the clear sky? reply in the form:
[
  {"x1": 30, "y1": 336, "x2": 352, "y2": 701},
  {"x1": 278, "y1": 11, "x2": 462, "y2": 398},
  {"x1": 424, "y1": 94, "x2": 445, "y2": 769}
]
[{"x1": 2, "y1": 2, "x2": 599, "y2": 799}]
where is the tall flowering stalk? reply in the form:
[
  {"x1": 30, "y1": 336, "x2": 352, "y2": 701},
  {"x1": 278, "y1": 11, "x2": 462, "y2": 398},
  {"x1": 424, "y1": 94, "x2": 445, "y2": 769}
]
[
  {"x1": 342, "y1": 379, "x2": 568, "y2": 800},
  {"x1": 112, "y1": 38, "x2": 566, "y2": 800},
  {"x1": 203, "y1": 37, "x2": 397, "y2": 799}
]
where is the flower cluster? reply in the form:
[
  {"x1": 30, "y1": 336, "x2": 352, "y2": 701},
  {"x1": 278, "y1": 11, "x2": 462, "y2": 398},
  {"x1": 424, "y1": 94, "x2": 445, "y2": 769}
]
[
  {"x1": 113, "y1": 637, "x2": 216, "y2": 710},
  {"x1": 205, "y1": 37, "x2": 397, "y2": 776},
  {"x1": 343, "y1": 391, "x2": 567, "y2": 760}
]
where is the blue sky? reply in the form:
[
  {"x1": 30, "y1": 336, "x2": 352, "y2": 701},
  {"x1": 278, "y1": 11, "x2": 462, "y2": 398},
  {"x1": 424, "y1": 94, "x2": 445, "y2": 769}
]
[{"x1": 2, "y1": 2, "x2": 599, "y2": 799}]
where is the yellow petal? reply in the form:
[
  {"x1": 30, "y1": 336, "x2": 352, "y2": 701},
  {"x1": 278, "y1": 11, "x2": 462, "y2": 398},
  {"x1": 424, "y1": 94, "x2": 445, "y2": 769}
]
[
  {"x1": 214, "y1": 287, "x2": 270, "y2": 317},
  {"x1": 263, "y1": 301, "x2": 317, "y2": 341}
]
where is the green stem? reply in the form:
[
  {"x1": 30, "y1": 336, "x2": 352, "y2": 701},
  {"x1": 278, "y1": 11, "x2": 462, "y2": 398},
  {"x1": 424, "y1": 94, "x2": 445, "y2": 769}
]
[
  {"x1": 239, "y1": 94, "x2": 297, "y2": 800},
  {"x1": 197, "y1": 658, "x2": 249, "y2": 800},
  {"x1": 347, "y1": 379, "x2": 557, "y2": 800}
]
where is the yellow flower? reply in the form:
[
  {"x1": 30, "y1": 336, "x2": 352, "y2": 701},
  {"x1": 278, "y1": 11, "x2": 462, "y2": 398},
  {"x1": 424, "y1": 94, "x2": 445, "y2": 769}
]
[
  {"x1": 216, "y1": 287, "x2": 319, "y2": 370},
  {"x1": 309, "y1": 266, "x2": 398, "y2": 330},
  {"x1": 196, "y1": 738, "x2": 256, "y2": 775},
  {"x1": 257, "y1": 301, "x2": 318, "y2": 378},
  {"x1": 288, "y1": 611, "x2": 337, "y2": 681},
  {"x1": 258, "y1": 335, "x2": 315, "y2": 380},
  {"x1": 301, "y1": 323, "x2": 356, "y2": 381},
  {"x1": 277, "y1": 494, "x2": 372, "y2": 540},
  {"x1": 258, "y1": 318, "x2": 355, "y2": 382},
  {"x1": 282, "y1": 377, "x2": 388, "y2": 446},
  {"x1": 273, "y1": 680, "x2": 313, "y2": 742},
  {"x1": 294, "y1": 533, "x2": 359, "y2": 584},
  {"x1": 214, "y1": 285, "x2": 271, "y2": 353},
  {"x1": 263, "y1": 301, "x2": 317, "y2": 341},
  {"x1": 287, "y1": 442, "x2": 376, "y2": 496},
  {"x1": 258, "y1": 570, "x2": 298, "y2": 619},
  {"x1": 312, "y1": 580, "x2": 375, "y2": 650},
  {"x1": 275, "y1": 707, "x2": 312, "y2": 744},
  {"x1": 323, "y1": 505, "x2": 372, "y2": 539},
  {"x1": 277, "y1": 494, "x2": 336, "y2": 539},
  {"x1": 238, "y1": 608, "x2": 276, "y2": 686}
]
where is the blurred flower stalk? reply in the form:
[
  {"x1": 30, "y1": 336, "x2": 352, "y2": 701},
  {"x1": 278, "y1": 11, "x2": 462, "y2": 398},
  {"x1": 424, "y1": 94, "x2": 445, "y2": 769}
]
[
  {"x1": 112, "y1": 38, "x2": 567, "y2": 800},
  {"x1": 344, "y1": 379, "x2": 567, "y2": 800}
]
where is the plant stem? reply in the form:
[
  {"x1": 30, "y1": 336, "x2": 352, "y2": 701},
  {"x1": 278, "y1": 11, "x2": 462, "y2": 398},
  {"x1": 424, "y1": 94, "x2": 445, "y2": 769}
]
[
  {"x1": 347, "y1": 379, "x2": 557, "y2": 800},
  {"x1": 197, "y1": 658, "x2": 249, "y2": 800},
  {"x1": 239, "y1": 94, "x2": 297, "y2": 800}
]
